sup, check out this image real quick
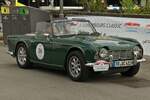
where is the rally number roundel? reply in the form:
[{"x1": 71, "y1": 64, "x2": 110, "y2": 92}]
[{"x1": 36, "y1": 43, "x2": 45, "y2": 60}]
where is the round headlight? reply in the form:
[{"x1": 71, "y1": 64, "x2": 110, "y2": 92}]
[
  {"x1": 133, "y1": 46, "x2": 142, "y2": 56},
  {"x1": 99, "y1": 48, "x2": 108, "y2": 58}
]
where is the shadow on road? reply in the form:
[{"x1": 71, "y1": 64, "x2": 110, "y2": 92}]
[
  {"x1": 33, "y1": 65, "x2": 150, "y2": 88},
  {"x1": 8, "y1": 63, "x2": 150, "y2": 88},
  {"x1": 89, "y1": 74, "x2": 150, "y2": 88}
]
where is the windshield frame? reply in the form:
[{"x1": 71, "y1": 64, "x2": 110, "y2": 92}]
[{"x1": 51, "y1": 19, "x2": 97, "y2": 36}]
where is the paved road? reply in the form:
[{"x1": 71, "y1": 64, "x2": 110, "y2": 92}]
[{"x1": 0, "y1": 46, "x2": 150, "y2": 100}]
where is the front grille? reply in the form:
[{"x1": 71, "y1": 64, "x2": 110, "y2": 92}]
[{"x1": 110, "y1": 50, "x2": 134, "y2": 60}]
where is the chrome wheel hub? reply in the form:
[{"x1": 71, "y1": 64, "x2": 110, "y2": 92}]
[
  {"x1": 17, "y1": 47, "x2": 27, "y2": 65},
  {"x1": 69, "y1": 56, "x2": 81, "y2": 78}
]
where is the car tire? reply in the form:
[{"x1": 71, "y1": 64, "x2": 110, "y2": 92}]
[
  {"x1": 121, "y1": 63, "x2": 140, "y2": 77},
  {"x1": 66, "y1": 51, "x2": 89, "y2": 82},
  {"x1": 16, "y1": 43, "x2": 32, "y2": 68}
]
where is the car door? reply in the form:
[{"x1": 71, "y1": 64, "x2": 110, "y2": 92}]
[
  {"x1": 30, "y1": 22, "x2": 53, "y2": 65},
  {"x1": 49, "y1": 21, "x2": 69, "y2": 67}
]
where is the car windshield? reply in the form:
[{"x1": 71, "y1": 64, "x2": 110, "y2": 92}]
[
  {"x1": 52, "y1": 20, "x2": 96, "y2": 36},
  {"x1": 36, "y1": 22, "x2": 52, "y2": 34}
]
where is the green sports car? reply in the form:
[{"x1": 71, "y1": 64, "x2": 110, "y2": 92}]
[{"x1": 7, "y1": 19, "x2": 145, "y2": 81}]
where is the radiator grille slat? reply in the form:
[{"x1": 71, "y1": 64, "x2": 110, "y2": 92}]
[{"x1": 111, "y1": 50, "x2": 134, "y2": 60}]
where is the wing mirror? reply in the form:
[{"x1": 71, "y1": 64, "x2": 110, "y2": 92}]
[{"x1": 43, "y1": 33, "x2": 50, "y2": 41}]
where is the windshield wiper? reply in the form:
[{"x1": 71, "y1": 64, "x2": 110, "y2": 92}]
[
  {"x1": 91, "y1": 32, "x2": 101, "y2": 36},
  {"x1": 77, "y1": 31, "x2": 91, "y2": 35}
]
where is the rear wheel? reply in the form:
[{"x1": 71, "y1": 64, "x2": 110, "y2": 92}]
[
  {"x1": 16, "y1": 43, "x2": 32, "y2": 68},
  {"x1": 121, "y1": 63, "x2": 140, "y2": 77},
  {"x1": 66, "y1": 51, "x2": 89, "y2": 81}
]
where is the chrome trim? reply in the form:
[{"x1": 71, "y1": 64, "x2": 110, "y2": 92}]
[
  {"x1": 7, "y1": 51, "x2": 14, "y2": 56},
  {"x1": 137, "y1": 58, "x2": 146, "y2": 63},
  {"x1": 85, "y1": 58, "x2": 146, "y2": 67},
  {"x1": 85, "y1": 62, "x2": 111, "y2": 67},
  {"x1": 111, "y1": 50, "x2": 134, "y2": 60},
  {"x1": 85, "y1": 63, "x2": 95, "y2": 67}
]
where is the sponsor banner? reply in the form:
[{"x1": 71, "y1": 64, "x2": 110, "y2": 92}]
[{"x1": 67, "y1": 16, "x2": 150, "y2": 55}]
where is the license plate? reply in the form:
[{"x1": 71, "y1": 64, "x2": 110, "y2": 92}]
[
  {"x1": 93, "y1": 64, "x2": 109, "y2": 72},
  {"x1": 113, "y1": 60, "x2": 134, "y2": 67}
]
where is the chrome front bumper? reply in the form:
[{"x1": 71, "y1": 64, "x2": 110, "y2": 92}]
[
  {"x1": 86, "y1": 58, "x2": 146, "y2": 67},
  {"x1": 137, "y1": 58, "x2": 146, "y2": 63},
  {"x1": 85, "y1": 58, "x2": 146, "y2": 72},
  {"x1": 7, "y1": 51, "x2": 14, "y2": 56}
]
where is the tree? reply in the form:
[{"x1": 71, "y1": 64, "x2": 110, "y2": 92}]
[
  {"x1": 121, "y1": 0, "x2": 141, "y2": 14},
  {"x1": 80, "y1": 0, "x2": 107, "y2": 12},
  {"x1": 146, "y1": 0, "x2": 150, "y2": 7},
  {"x1": 142, "y1": 0, "x2": 150, "y2": 14}
]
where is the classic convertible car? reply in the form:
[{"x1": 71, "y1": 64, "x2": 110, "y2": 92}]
[{"x1": 7, "y1": 19, "x2": 145, "y2": 81}]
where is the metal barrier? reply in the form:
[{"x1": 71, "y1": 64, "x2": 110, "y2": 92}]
[{"x1": 1, "y1": 6, "x2": 50, "y2": 44}]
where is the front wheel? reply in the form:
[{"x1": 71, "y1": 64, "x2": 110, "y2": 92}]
[
  {"x1": 16, "y1": 43, "x2": 32, "y2": 68},
  {"x1": 66, "y1": 51, "x2": 89, "y2": 82},
  {"x1": 121, "y1": 63, "x2": 140, "y2": 77}
]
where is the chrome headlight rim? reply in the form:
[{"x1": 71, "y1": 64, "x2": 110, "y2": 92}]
[
  {"x1": 133, "y1": 46, "x2": 142, "y2": 57},
  {"x1": 99, "y1": 48, "x2": 109, "y2": 58}
]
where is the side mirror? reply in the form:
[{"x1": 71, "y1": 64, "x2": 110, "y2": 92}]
[{"x1": 43, "y1": 33, "x2": 50, "y2": 41}]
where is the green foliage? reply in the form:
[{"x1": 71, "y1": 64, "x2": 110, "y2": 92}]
[
  {"x1": 80, "y1": 0, "x2": 150, "y2": 15},
  {"x1": 141, "y1": 2, "x2": 150, "y2": 14},
  {"x1": 121, "y1": 0, "x2": 141, "y2": 14},
  {"x1": 80, "y1": 0, "x2": 106, "y2": 12}
]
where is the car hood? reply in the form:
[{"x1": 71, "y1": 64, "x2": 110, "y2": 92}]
[{"x1": 62, "y1": 35, "x2": 139, "y2": 50}]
